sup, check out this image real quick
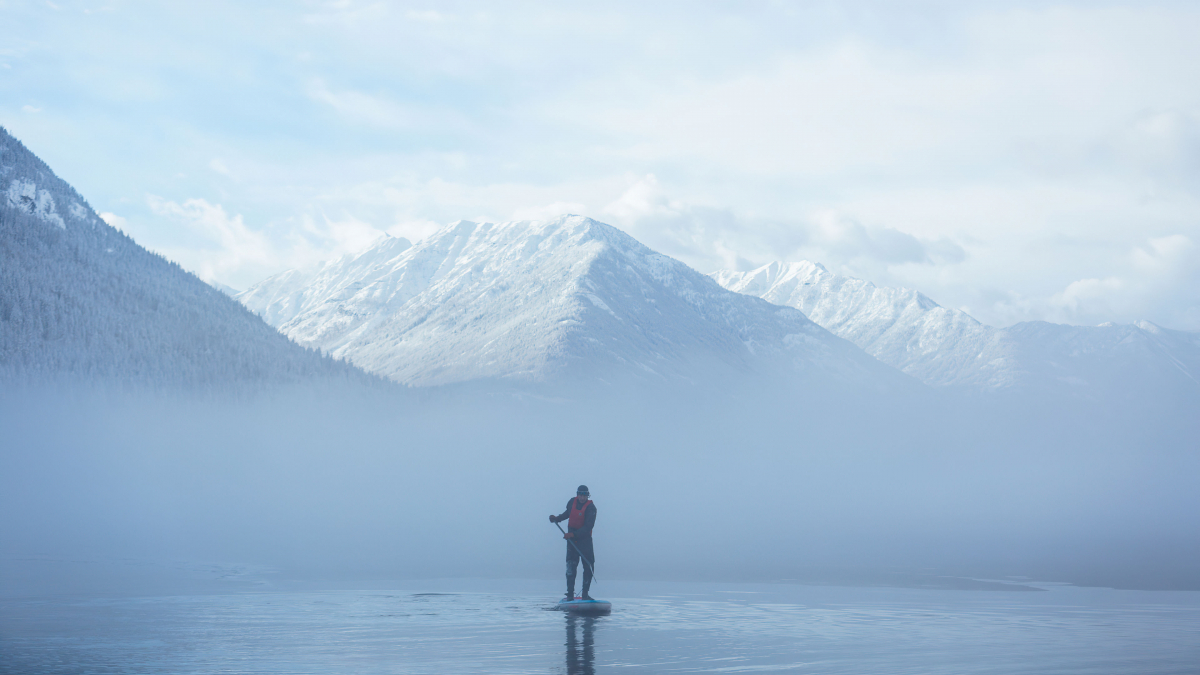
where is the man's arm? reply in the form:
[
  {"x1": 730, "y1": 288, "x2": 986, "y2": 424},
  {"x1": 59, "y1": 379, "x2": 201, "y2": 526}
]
[{"x1": 549, "y1": 499, "x2": 573, "y2": 523}]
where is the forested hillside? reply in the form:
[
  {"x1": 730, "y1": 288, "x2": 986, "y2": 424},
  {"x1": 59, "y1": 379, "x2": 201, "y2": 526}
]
[{"x1": 0, "y1": 127, "x2": 372, "y2": 390}]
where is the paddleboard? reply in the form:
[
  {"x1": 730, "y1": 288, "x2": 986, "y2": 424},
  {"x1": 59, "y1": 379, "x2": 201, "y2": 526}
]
[{"x1": 555, "y1": 597, "x2": 612, "y2": 614}]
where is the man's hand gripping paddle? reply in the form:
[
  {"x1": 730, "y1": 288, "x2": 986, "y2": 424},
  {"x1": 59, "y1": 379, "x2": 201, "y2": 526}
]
[{"x1": 553, "y1": 520, "x2": 598, "y2": 584}]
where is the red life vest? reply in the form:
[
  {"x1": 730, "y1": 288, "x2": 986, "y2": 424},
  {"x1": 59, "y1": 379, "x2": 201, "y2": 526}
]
[{"x1": 568, "y1": 498, "x2": 592, "y2": 529}]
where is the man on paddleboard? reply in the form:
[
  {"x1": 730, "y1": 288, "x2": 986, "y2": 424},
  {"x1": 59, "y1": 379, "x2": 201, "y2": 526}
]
[{"x1": 550, "y1": 485, "x2": 597, "y2": 601}]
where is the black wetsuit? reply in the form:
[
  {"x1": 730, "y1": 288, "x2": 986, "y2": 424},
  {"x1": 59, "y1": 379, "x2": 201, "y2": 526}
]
[{"x1": 553, "y1": 498, "x2": 597, "y2": 596}]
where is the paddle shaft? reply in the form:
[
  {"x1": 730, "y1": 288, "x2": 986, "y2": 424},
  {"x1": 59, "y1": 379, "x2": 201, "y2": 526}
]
[{"x1": 554, "y1": 521, "x2": 598, "y2": 583}]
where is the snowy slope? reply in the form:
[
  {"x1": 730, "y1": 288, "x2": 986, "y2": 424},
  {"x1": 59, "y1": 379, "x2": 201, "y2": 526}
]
[
  {"x1": 237, "y1": 234, "x2": 411, "y2": 328},
  {"x1": 713, "y1": 261, "x2": 1200, "y2": 397},
  {"x1": 711, "y1": 261, "x2": 1009, "y2": 388},
  {"x1": 0, "y1": 127, "x2": 371, "y2": 389},
  {"x1": 1000, "y1": 319, "x2": 1200, "y2": 398},
  {"x1": 240, "y1": 217, "x2": 901, "y2": 389}
]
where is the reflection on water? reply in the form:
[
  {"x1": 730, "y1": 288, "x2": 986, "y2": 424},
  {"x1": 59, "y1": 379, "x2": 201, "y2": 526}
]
[
  {"x1": 565, "y1": 614, "x2": 598, "y2": 675},
  {"x1": 2, "y1": 579, "x2": 1199, "y2": 674}
]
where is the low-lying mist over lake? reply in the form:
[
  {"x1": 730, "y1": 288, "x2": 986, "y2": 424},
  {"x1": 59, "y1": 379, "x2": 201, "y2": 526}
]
[
  {"x1": 4, "y1": 1, "x2": 1200, "y2": 671},
  {"x1": 4, "y1": 378, "x2": 1196, "y2": 594}
]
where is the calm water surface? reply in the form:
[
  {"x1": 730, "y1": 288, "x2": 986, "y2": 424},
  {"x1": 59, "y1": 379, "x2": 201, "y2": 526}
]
[{"x1": 2, "y1": 579, "x2": 1198, "y2": 674}]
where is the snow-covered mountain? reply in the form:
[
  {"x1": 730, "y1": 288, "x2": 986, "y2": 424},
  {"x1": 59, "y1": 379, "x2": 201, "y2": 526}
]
[
  {"x1": 0, "y1": 127, "x2": 370, "y2": 389},
  {"x1": 239, "y1": 217, "x2": 903, "y2": 389},
  {"x1": 711, "y1": 261, "x2": 1008, "y2": 388},
  {"x1": 998, "y1": 319, "x2": 1200, "y2": 399},
  {"x1": 237, "y1": 234, "x2": 411, "y2": 328},
  {"x1": 712, "y1": 261, "x2": 1200, "y2": 398}
]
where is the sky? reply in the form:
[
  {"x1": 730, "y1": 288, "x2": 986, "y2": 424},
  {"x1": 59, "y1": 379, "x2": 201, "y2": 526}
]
[{"x1": 2, "y1": 0, "x2": 1199, "y2": 330}]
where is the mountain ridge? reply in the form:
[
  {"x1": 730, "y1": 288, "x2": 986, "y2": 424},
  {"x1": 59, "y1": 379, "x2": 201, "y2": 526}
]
[
  {"x1": 239, "y1": 216, "x2": 906, "y2": 390},
  {"x1": 712, "y1": 260, "x2": 1200, "y2": 398}
]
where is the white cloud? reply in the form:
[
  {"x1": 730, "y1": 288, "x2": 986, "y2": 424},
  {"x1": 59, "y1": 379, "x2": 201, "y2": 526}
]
[
  {"x1": 806, "y1": 210, "x2": 965, "y2": 267},
  {"x1": 12, "y1": 1, "x2": 1200, "y2": 329},
  {"x1": 1133, "y1": 234, "x2": 1194, "y2": 275},
  {"x1": 1051, "y1": 276, "x2": 1128, "y2": 321},
  {"x1": 145, "y1": 196, "x2": 389, "y2": 289},
  {"x1": 603, "y1": 175, "x2": 756, "y2": 271},
  {"x1": 148, "y1": 197, "x2": 277, "y2": 284},
  {"x1": 98, "y1": 212, "x2": 127, "y2": 231},
  {"x1": 601, "y1": 175, "x2": 965, "y2": 276},
  {"x1": 22, "y1": 105, "x2": 41, "y2": 113},
  {"x1": 992, "y1": 234, "x2": 1200, "y2": 328},
  {"x1": 294, "y1": 212, "x2": 383, "y2": 262}
]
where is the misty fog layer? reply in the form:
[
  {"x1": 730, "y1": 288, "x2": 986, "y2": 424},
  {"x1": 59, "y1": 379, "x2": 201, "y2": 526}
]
[{"x1": 3, "y1": 379, "x2": 1196, "y2": 593}]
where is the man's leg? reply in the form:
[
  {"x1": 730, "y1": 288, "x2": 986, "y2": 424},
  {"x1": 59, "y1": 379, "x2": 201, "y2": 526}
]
[
  {"x1": 579, "y1": 539, "x2": 595, "y2": 599},
  {"x1": 565, "y1": 543, "x2": 580, "y2": 598}
]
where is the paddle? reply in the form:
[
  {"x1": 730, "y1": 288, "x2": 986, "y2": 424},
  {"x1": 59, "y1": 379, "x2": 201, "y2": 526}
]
[{"x1": 554, "y1": 520, "x2": 598, "y2": 584}]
